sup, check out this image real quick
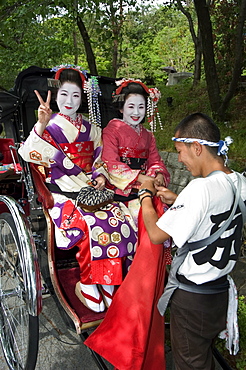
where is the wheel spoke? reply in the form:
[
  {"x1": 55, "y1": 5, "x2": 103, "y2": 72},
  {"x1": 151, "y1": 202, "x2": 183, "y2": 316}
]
[{"x1": 0, "y1": 213, "x2": 38, "y2": 369}]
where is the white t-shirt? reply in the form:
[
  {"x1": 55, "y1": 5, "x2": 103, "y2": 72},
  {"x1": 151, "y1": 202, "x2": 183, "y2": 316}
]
[{"x1": 156, "y1": 171, "x2": 246, "y2": 285}]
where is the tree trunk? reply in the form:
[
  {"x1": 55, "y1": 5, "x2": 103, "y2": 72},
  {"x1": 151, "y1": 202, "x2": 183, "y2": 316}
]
[
  {"x1": 73, "y1": 29, "x2": 78, "y2": 65},
  {"x1": 193, "y1": 0, "x2": 222, "y2": 114},
  {"x1": 193, "y1": 28, "x2": 202, "y2": 86},
  {"x1": 110, "y1": 0, "x2": 124, "y2": 78},
  {"x1": 176, "y1": 0, "x2": 202, "y2": 86},
  {"x1": 77, "y1": 15, "x2": 98, "y2": 75},
  {"x1": 217, "y1": 0, "x2": 246, "y2": 118}
]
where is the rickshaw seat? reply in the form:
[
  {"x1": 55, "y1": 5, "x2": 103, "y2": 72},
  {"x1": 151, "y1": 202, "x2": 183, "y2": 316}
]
[
  {"x1": 0, "y1": 138, "x2": 21, "y2": 180},
  {"x1": 30, "y1": 162, "x2": 105, "y2": 334},
  {"x1": 29, "y1": 162, "x2": 54, "y2": 209},
  {"x1": 0, "y1": 138, "x2": 18, "y2": 164}
]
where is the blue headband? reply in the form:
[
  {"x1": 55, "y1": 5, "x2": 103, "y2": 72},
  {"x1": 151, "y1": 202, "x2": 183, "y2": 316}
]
[{"x1": 172, "y1": 136, "x2": 233, "y2": 164}]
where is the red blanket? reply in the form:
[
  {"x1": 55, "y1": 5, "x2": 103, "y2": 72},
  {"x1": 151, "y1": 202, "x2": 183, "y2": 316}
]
[{"x1": 85, "y1": 197, "x2": 166, "y2": 370}]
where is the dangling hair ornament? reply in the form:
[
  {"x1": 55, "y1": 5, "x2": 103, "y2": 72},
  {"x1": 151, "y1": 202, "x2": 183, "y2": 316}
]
[
  {"x1": 147, "y1": 87, "x2": 163, "y2": 132},
  {"x1": 84, "y1": 76, "x2": 102, "y2": 127}
]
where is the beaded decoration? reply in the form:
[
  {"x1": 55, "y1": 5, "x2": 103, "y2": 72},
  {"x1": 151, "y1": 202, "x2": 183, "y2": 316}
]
[
  {"x1": 147, "y1": 87, "x2": 163, "y2": 132},
  {"x1": 83, "y1": 76, "x2": 102, "y2": 127},
  {"x1": 51, "y1": 64, "x2": 88, "y2": 87}
]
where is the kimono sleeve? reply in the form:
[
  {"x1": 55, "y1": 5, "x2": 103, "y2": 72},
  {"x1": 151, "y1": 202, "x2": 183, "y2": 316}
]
[
  {"x1": 18, "y1": 125, "x2": 58, "y2": 167},
  {"x1": 145, "y1": 132, "x2": 170, "y2": 186}
]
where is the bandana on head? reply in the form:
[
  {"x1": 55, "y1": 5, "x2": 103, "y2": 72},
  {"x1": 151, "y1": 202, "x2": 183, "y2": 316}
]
[{"x1": 172, "y1": 136, "x2": 233, "y2": 164}]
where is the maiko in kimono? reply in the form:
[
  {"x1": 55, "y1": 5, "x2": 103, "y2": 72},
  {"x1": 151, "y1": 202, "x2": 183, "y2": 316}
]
[{"x1": 18, "y1": 65, "x2": 137, "y2": 313}]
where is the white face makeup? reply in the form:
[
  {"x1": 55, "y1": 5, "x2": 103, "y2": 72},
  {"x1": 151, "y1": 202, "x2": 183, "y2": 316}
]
[
  {"x1": 122, "y1": 94, "x2": 146, "y2": 126},
  {"x1": 57, "y1": 82, "x2": 82, "y2": 119}
]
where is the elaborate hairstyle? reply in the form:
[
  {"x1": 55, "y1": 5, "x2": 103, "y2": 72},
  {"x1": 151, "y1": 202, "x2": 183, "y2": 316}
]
[
  {"x1": 52, "y1": 64, "x2": 87, "y2": 89},
  {"x1": 112, "y1": 80, "x2": 149, "y2": 110},
  {"x1": 112, "y1": 79, "x2": 163, "y2": 131}
]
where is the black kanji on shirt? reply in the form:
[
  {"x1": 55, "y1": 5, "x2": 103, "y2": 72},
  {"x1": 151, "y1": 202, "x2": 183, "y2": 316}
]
[{"x1": 193, "y1": 205, "x2": 243, "y2": 270}]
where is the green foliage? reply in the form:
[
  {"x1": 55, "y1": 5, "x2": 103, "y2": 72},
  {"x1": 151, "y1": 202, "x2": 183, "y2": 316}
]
[
  {"x1": 145, "y1": 80, "x2": 246, "y2": 171},
  {"x1": 210, "y1": 0, "x2": 246, "y2": 91},
  {"x1": 216, "y1": 295, "x2": 246, "y2": 370},
  {"x1": 118, "y1": 5, "x2": 194, "y2": 83}
]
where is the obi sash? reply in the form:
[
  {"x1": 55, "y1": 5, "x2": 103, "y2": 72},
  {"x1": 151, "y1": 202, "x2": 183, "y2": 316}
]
[
  {"x1": 59, "y1": 141, "x2": 94, "y2": 173},
  {"x1": 119, "y1": 147, "x2": 148, "y2": 170}
]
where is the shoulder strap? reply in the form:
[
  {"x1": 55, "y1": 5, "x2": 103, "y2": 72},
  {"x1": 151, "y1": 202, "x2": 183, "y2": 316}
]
[{"x1": 188, "y1": 171, "x2": 244, "y2": 251}]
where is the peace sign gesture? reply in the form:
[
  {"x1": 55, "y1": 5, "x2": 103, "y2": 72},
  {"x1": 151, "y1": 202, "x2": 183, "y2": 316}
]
[{"x1": 34, "y1": 90, "x2": 52, "y2": 135}]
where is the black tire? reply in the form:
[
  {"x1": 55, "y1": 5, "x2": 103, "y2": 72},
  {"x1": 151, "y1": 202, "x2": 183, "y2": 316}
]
[{"x1": 0, "y1": 212, "x2": 39, "y2": 370}]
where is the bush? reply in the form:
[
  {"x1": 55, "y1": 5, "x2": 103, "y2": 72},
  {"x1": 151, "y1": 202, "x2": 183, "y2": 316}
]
[
  {"x1": 146, "y1": 80, "x2": 246, "y2": 172},
  {"x1": 215, "y1": 295, "x2": 246, "y2": 369}
]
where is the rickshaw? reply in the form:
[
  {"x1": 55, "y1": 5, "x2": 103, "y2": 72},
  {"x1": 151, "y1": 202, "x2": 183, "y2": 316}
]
[
  {"x1": 0, "y1": 66, "x2": 238, "y2": 370},
  {"x1": 0, "y1": 66, "x2": 119, "y2": 370}
]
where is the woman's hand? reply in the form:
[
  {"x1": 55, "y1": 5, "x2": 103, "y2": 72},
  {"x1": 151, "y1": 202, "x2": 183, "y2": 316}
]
[
  {"x1": 34, "y1": 90, "x2": 52, "y2": 135},
  {"x1": 93, "y1": 175, "x2": 106, "y2": 190},
  {"x1": 137, "y1": 173, "x2": 153, "y2": 184},
  {"x1": 154, "y1": 173, "x2": 165, "y2": 187}
]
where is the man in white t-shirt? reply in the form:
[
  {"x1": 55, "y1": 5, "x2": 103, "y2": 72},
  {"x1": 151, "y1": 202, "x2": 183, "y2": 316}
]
[{"x1": 138, "y1": 112, "x2": 246, "y2": 370}]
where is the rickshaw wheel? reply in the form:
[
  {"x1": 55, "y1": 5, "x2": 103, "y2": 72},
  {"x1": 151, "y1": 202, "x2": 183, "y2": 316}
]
[{"x1": 0, "y1": 212, "x2": 39, "y2": 370}]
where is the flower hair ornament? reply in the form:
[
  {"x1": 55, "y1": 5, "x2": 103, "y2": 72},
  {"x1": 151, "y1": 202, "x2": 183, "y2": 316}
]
[
  {"x1": 172, "y1": 136, "x2": 233, "y2": 165},
  {"x1": 51, "y1": 64, "x2": 88, "y2": 88},
  {"x1": 113, "y1": 78, "x2": 163, "y2": 132}
]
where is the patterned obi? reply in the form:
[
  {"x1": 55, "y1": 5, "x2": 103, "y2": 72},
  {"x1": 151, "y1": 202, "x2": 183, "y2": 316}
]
[
  {"x1": 119, "y1": 147, "x2": 148, "y2": 170},
  {"x1": 60, "y1": 141, "x2": 94, "y2": 173}
]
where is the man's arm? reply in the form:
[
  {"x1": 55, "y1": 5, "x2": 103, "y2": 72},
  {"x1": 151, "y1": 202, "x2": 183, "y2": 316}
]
[
  {"x1": 138, "y1": 179, "x2": 174, "y2": 244},
  {"x1": 140, "y1": 195, "x2": 170, "y2": 244}
]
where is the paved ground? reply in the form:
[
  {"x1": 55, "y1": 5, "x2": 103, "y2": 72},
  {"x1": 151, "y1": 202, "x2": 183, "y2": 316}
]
[{"x1": 0, "y1": 257, "x2": 245, "y2": 370}]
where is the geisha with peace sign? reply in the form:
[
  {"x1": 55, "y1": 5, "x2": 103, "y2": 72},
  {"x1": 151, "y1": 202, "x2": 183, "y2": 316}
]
[{"x1": 18, "y1": 65, "x2": 138, "y2": 313}]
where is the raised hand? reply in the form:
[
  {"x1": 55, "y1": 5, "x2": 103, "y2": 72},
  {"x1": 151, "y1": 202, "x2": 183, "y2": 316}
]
[{"x1": 34, "y1": 90, "x2": 52, "y2": 134}]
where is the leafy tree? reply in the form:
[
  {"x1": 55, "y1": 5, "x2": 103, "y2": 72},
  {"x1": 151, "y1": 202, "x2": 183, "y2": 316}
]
[
  {"x1": 0, "y1": 0, "x2": 139, "y2": 87},
  {"x1": 118, "y1": 4, "x2": 194, "y2": 83},
  {"x1": 194, "y1": 0, "x2": 246, "y2": 119},
  {"x1": 175, "y1": 0, "x2": 202, "y2": 86}
]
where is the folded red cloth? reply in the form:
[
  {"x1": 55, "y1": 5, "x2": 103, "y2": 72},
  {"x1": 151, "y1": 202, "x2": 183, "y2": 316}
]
[{"x1": 85, "y1": 196, "x2": 167, "y2": 370}]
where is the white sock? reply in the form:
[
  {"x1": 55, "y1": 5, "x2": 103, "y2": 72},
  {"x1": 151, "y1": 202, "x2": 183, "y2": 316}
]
[{"x1": 80, "y1": 283, "x2": 105, "y2": 312}]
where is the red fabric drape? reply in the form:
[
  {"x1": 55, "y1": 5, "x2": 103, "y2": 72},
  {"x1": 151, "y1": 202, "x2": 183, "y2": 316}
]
[{"x1": 85, "y1": 197, "x2": 166, "y2": 370}]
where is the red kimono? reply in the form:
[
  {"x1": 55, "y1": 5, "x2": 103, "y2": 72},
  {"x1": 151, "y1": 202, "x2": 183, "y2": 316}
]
[
  {"x1": 102, "y1": 119, "x2": 170, "y2": 197},
  {"x1": 85, "y1": 197, "x2": 167, "y2": 370}
]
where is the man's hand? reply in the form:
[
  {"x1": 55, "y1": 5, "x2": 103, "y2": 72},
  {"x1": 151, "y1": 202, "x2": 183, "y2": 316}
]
[
  {"x1": 155, "y1": 184, "x2": 177, "y2": 205},
  {"x1": 140, "y1": 178, "x2": 156, "y2": 196}
]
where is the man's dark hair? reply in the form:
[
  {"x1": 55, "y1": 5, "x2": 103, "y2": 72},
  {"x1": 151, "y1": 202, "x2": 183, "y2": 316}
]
[{"x1": 174, "y1": 112, "x2": 221, "y2": 156}]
